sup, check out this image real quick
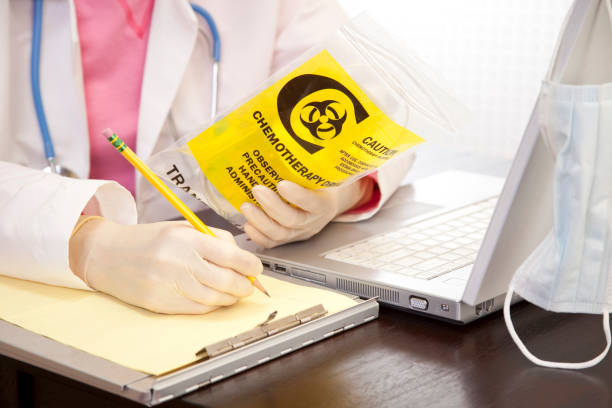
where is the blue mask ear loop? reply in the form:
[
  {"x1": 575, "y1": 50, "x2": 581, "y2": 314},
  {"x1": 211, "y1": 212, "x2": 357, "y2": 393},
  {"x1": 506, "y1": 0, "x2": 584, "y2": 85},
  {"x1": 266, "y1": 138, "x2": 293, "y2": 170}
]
[
  {"x1": 190, "y1": 3, "x2": 221, "y2": 120},
  {"x1": 31, "y1": 0, "x2": 57, "y2": 173}
]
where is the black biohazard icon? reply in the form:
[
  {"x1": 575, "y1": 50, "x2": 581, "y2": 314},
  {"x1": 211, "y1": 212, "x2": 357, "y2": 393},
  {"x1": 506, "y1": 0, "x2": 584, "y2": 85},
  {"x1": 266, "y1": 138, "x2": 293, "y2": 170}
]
[
  {"x1": 277, "y1": 74, "x2": 369, "y2": 154},
  {"x1": 299, "y1": 100, "x2": 347, "y2": 140}
]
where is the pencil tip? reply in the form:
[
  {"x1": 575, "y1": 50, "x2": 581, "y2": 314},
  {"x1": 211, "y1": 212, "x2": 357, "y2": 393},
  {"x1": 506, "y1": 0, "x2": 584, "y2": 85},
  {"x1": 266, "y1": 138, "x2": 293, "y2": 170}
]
[{"x1": 252, "y1": 279, "x2": 270, "y2": 297}]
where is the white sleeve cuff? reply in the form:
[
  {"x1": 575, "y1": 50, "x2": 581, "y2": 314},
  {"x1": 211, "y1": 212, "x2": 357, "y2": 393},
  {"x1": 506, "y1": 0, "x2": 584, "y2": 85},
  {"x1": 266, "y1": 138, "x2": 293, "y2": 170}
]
[
  {"x1": 0, "y1": 163, "x2": 137, "y2": 290},
  {"x1": 334, "y1": 151, "x2": 416, "y2": 223}
]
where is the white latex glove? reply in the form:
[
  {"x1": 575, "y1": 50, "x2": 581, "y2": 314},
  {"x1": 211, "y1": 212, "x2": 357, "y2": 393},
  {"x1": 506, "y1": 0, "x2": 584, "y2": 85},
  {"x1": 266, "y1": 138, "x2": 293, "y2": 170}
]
[
  {"x1": 241, "y1": 178, "x2": 374, "y2": 248},
  {"x1": 69, "y1": 219, "x2": 262, "y2": 314}
]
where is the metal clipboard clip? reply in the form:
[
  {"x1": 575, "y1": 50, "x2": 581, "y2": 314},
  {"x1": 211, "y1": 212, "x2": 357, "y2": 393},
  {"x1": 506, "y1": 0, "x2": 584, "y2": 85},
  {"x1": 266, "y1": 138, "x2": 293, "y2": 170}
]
[{"x1": 195, "y1": 304, "x2": 327, "y2": 359}]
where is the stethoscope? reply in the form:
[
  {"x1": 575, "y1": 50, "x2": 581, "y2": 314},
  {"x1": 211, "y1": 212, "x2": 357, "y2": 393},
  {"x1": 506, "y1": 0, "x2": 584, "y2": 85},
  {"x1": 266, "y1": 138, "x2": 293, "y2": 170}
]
[{"x1": 31, "y1": 0, "x2": 220, "y2": 177}]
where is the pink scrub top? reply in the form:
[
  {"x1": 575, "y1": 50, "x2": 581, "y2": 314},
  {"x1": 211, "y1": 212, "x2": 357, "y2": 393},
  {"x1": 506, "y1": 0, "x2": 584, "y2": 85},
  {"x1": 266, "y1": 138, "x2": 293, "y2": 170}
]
[{"x1": 75, "y1": 0, "x2": 155, "y2": 196}]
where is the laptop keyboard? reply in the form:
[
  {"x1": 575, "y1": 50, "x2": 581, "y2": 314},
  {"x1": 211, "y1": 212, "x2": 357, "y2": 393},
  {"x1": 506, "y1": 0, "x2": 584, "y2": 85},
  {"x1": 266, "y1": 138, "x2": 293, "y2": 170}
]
[{"x1": 324, "y1": 197, "x2": 498, "y2": 280}]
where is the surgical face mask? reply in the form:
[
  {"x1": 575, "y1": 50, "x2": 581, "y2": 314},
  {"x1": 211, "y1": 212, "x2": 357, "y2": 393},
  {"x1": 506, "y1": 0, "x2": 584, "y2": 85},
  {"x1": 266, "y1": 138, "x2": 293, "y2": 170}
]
[
  {"x1": 503, "y1": 81, "x2": 612, "y2": 369},
  {"x1": 147, "y1": 13, "x2": 468, "y2": 227}
]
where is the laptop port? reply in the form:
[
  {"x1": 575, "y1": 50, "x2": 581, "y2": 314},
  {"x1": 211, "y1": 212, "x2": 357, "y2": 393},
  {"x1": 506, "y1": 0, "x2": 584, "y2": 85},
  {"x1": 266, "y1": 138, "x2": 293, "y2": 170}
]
[
  {"x1": 409, "y1": 296, "x2": 428, "y2": 311},
  {"x1": 262, "y1": 262, "x2": 271, "y2": 270},
  {"x1": 475, "y1": 302, "x2": 484, "y2": 316},
  {"x1": 274, "y1": 264, "x2": 287, "y2": 273},
  {"x1": 475, "y1": 299, "x2": 494, "y2": 316},
  {"x1": 291, "y1": 267, "x2": 326, "y2": 284}
]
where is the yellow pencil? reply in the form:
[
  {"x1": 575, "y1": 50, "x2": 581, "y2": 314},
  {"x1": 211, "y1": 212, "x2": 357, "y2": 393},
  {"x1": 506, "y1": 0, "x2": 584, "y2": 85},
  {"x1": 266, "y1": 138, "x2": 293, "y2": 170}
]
[{"x1": 102, "y1": 128, "x2": 269, "y2": 297}]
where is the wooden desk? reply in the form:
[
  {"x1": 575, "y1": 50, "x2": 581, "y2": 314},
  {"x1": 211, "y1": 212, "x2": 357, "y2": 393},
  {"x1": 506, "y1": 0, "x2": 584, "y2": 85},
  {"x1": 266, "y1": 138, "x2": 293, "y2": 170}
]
[{"x1": 2, "y1": 302, "x2": 610, "y2": 408}]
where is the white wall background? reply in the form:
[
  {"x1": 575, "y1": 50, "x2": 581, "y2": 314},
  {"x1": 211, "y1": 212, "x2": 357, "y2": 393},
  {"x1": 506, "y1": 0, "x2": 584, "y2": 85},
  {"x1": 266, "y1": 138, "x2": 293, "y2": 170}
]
[{"x1": 337, "y1": 0, "x2": 574, "y2": 159}]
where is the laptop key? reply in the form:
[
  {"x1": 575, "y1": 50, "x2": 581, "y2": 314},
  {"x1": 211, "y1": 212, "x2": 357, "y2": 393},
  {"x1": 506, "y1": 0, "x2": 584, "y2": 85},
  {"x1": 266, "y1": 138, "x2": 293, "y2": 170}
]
[
  {"x1": 472, "y1": 212, "x2": 490, "y2": 220},
  {"x1": 395, "y1": 256, "x2": 423, "y2": 267},
  {"x1": 452, "y1": 248, "x2": 475, "y2": 257},
  {"x1": 413, "y1": 258, "x2": 448, "y2": 271},
  {"x1": 347, "y1": 254, "x2": 370, "y2": 263},
  {"x1": 420, "y1": 239, "x2": 441, "y2": 247},
  {"x1": 412, "y1": 251, "x2": 436, "y2": 260},
  {"x1": 341, "y1": 249, "x2": 364, "y2": 258},
  {"x1": 421, "y1": 228, "x2": 439, "y2": 237},
  {"x1": 439, "y1": 252, "x2": 462, "y2": 261},
  {"x1": 406, "y1": 243, "x2": 427, "y2": 252},
  {"x1": 416, "y1": 270, "x2": 441, "y2": 279},
  {"x1": 458, "y1": 225, "x2": 478, "y2": 234},
  {"x1": 372, "y1": 243, "x2": 404, "y2": 254},
  {"x1": 441, "y1": 241, "x2": 461, "y2": 250},
  {"x1": 455, "y1": 237, "x2": 473, "y2": 245},
  {"x1": 397, "y1": 237, "x2": 416, "y2": 245},
  {"x1": 427, "y1": 246, "x2": 449, "y2": 255},
  {"x1": 412, "y1": 211, "x2": 461, "y2": 229},
  {"x1": 449, "y1": 260, "x2": 474, "y2": 270},
  {"x1": 368, "y1": 236, "x2": 392, "y2": 245},
  {"x1": 361, "y1": 260, "x2": 386, "y2": 269},
  {"x1": 398, "y1": 227, "x2": 420, "y2": 235},
  {"x1": 351, "y1": 242, "x2": 371, "y2": 251},
  {"x1": 325, "y1": 254, "x2": 343, "y2": 261},
  {"x1": 381, "y1": 264, "x2": 403, "y2": 272},
  {"x1": 385, "y1": 249, "x2": 414, "y2": 262},
  {"x1": 397, "y1": 268, "x2": 421, "y2": 277},
  {"x1": 408, "y1": 233, "x2": 428, "y2": 241},
  {"x1": 435, "y1": 234, "x2": 455, "y2": 243}
]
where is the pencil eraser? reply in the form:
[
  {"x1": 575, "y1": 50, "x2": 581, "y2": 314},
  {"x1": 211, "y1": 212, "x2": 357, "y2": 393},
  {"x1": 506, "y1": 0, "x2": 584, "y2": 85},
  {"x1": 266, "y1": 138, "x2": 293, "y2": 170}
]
[{"x1": 102, "y1": 128, "x2": 114, "y2": 140}]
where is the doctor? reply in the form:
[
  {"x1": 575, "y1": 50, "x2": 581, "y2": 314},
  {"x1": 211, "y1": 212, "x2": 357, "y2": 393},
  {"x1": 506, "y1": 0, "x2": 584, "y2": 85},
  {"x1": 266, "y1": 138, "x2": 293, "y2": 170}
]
[{"x1": 0, "y1": 0, "x2": 414, "y2": 314}]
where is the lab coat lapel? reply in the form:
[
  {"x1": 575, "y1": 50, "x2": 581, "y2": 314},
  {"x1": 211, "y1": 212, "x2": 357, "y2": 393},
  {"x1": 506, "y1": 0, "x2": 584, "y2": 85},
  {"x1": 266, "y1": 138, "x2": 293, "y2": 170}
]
[{"x1": 137, "y1": 0, "x2": 198, "y2": 162}]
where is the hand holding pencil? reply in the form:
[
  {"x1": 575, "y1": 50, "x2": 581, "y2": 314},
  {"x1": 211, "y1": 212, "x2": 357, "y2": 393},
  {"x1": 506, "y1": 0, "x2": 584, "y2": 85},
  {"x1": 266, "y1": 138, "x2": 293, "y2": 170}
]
[
  {"x1": 67, "y1": 130, "x2": 268, "y2": 315},
  {"x1": 102, "y1": 128, "x2": 269, "y2": 298}
]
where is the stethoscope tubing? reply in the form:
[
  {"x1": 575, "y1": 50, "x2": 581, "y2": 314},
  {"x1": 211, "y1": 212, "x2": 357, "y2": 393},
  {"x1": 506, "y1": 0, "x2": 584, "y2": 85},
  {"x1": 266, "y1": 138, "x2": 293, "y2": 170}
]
[
  {"x1": 31, "y1": 0, "x2": 57, "y2": 171},
  {"x1": 190, "y1": 3, "x2": 221, "y2": 120},
  {"x1": 190, "y1": 3, "x2": 220, "y2": 62}
]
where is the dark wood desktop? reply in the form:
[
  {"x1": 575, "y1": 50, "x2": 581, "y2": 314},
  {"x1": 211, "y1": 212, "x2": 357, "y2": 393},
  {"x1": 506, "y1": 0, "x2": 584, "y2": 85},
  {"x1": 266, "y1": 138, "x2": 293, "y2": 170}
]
[{"x1": 2, "y1": 301, "x2": 610, "y2": 408}]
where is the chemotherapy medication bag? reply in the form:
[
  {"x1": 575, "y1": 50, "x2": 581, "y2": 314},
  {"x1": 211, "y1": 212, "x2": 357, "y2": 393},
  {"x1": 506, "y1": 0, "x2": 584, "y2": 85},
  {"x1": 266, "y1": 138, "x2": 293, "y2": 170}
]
[{"x1": 148, "y1": 14, "x2": 468, "y2": 226}]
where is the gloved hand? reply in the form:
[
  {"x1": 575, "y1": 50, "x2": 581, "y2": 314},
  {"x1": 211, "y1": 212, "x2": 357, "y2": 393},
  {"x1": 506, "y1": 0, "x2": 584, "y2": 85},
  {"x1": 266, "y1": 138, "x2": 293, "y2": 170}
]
[
  {"x1": 241, "y1": 178, "x2": 374, "y2": 248},
  {"x1": 69, "y1": 219, "x2": 262, "y2": 314}
]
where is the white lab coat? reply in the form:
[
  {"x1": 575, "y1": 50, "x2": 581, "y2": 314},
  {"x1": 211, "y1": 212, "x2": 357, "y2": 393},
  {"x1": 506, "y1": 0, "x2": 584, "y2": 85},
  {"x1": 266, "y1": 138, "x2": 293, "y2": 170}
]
[{"x1": 0, "y1": 0, "x2": 413, "y2": 290}]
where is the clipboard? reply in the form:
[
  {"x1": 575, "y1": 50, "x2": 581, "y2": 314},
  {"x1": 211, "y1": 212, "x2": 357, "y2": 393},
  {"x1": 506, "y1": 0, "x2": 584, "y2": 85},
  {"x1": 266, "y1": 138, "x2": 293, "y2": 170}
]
[{"x1": 0, "y1": 271, "x2": 378, "y2": 406}]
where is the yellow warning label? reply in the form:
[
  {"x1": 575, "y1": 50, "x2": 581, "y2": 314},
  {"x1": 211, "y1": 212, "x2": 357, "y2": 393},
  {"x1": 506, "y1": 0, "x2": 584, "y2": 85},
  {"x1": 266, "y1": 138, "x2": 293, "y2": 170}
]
[{"x1": 187, "y1": 50, "x2": 424, "y2": 211}]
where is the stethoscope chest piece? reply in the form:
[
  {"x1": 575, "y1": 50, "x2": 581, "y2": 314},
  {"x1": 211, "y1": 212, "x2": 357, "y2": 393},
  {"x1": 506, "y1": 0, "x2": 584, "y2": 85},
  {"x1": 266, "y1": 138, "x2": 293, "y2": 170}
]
[{"x1": 42, "y1": 163, "x2": 79, "y2": 178}]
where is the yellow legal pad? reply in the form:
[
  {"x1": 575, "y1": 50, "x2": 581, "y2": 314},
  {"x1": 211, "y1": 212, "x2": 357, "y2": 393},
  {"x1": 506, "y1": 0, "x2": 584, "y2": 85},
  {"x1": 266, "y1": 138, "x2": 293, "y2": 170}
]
[{"x1": 0, "y1": 274, "x2": 358, "y2": 375}]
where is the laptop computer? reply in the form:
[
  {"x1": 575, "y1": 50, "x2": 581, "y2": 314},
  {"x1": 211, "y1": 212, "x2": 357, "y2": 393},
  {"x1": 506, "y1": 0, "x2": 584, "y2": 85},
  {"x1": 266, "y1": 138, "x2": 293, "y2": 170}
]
[
  {"x1": 237, "y1": 0, "x2": 601, "y2": 324},
  {"x1": 236, "y1": 112, "x2": 554, "y2": 323}
]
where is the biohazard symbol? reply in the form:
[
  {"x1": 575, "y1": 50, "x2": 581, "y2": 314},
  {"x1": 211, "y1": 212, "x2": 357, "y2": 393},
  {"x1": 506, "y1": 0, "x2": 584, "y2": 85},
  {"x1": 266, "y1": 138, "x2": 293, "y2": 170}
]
[
  {"x1": 277, "y1": 74, "x2": 369, "y2": 154},
  {"x1": 299, "y1": 100, "x2": 347, "y2": 141}
]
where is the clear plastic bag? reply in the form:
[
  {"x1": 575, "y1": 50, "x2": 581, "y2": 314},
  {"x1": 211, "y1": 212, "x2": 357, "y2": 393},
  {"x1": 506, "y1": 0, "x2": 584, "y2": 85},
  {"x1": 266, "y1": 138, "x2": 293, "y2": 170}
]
[{"x1": 147, "y1": 13, "x2": 469, "y2": 227}]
